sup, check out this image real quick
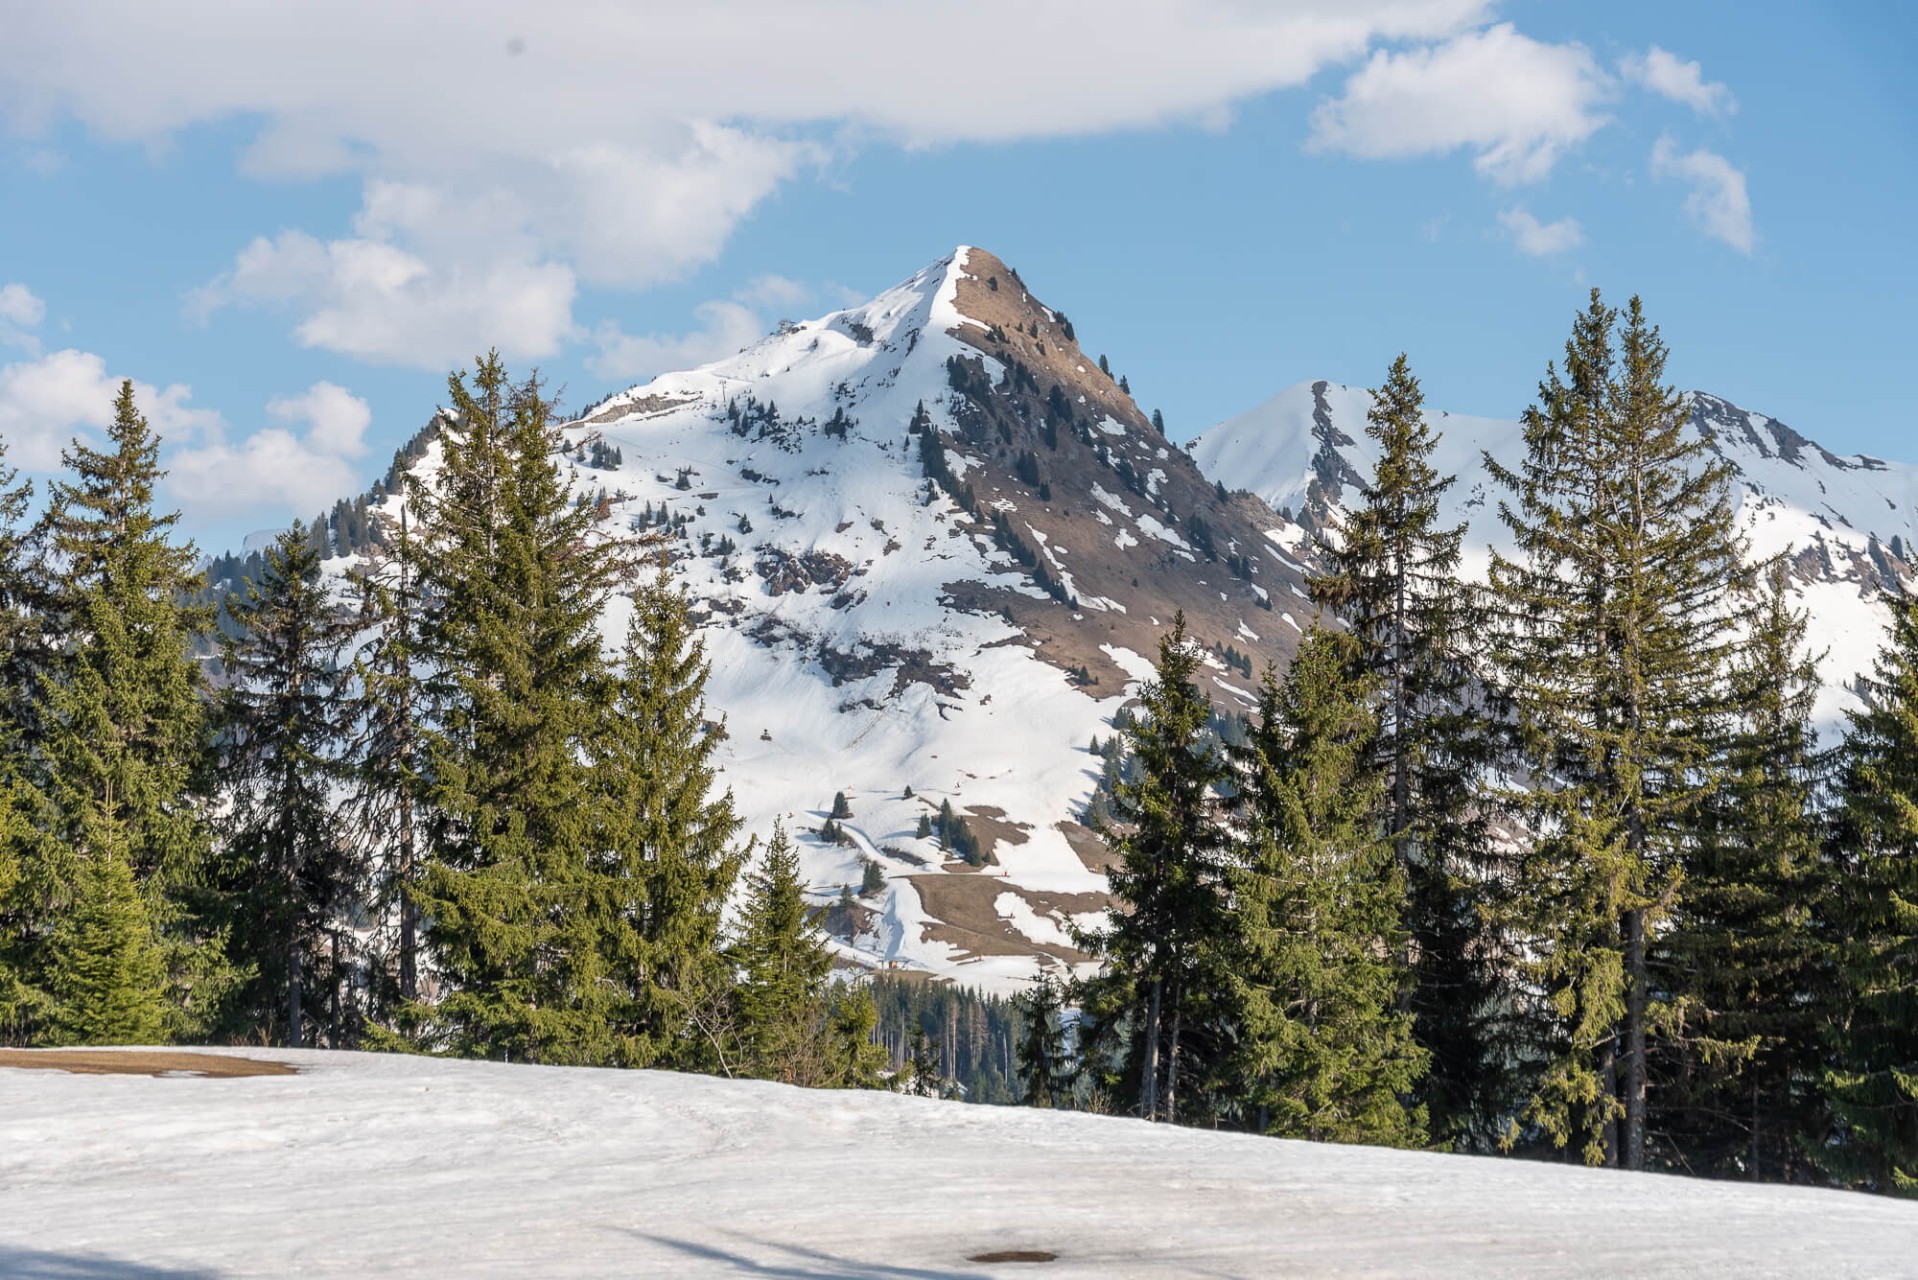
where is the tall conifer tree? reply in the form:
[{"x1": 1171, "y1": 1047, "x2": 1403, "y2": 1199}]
[
  {"x1": 348, "y1": 507, "x2": 428, "y2": 1015},
  {"x1": 1226, "y1": 633, "x2": 1429, "y2": 1147},
  {"x1": 1014, "y1": 969, "x2": 1072, "y2": 1108},
  {"x1": 1076, "y1": 613, "x2": 1230, "y2": 1123},
  {"x1": 34, "y1": 382, "x2": 232, "y2": 1042},
  {"x1": 595, "y1": 568, "x2": 746, "y2": 1068},
  {"x1": 1486, "y1": 294, "x2": 1747, "y2": 1167},
  {"x1": 403, "y1": 357, "x2": 628, "y2": 1063},
  {"x1": 218, "y1": 522, "x2": 358, "y2": 1048},
  {"x1": 1821, "y1": 588, "x2": 1918, "y2": 1194},
  {"x1": 1653, "y1": 561, "x2": 1829, "y2": 1178},
  {"x1": 0, "y1": 429, "x2": 44, "y2": 1040},
  {"x1": 1308, "y1": 353, "x2": 1507, "y2": 1147}
]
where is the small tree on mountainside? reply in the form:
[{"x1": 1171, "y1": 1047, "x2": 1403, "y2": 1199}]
[{"x1": 1015, "y1": 969, "x2": 1073, "y2": 1108}]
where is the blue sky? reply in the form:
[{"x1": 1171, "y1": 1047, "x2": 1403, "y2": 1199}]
[{"x1": 1, "y1": 1, "x2": 1912, "y2": 548}]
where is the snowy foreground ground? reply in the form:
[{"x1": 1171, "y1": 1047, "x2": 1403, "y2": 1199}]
[{"x1": 4, "y1": 1050, "x2": 1915, "y2": 1278}]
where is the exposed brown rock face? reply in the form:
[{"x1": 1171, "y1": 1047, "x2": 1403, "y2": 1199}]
[{"x1": 929, "y1": 247, "x2": 1311, "y2": 707}]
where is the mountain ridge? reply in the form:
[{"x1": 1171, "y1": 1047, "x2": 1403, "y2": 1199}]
[{"x1": 1188, "y1": 378, "x2": 1918, "y2": 732}]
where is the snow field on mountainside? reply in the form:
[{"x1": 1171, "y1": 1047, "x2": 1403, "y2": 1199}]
[{"x1": 4, "y1": 1049, "x2": 1915, "y2": 1279}]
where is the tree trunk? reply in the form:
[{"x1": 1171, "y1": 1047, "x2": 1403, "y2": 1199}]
[
  {"x1": 1624, "y1": 909, "x2": 1647, "y2": 1171},
  {"x1": 397, "y1": 507, "x2": 420, "y2": 1003},
  {"x1": 286, "y1": 940, "x2": 304, "y2": 1051},
  {"x1": 1599, "y1": 1033, "x2": 1618, "y2": 1167},
  {"x1": 1165, "y1": 983, "x2": 1183, "y2": 1126},
  {"x1": 1139, "y1": 978, "x2": 1162, "y2": 1121}
]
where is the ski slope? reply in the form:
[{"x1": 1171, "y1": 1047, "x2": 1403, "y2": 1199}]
[{"x1": 4, "y1": 1048, "x2": 1914, "y2": 1278}]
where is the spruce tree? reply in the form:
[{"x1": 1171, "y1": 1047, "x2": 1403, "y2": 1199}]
[
  {"x1": 1308, "y1": 353, "x2": 1507, "y2": 1147},
  {"x1": 1014, "y1": 969, "x2": 1072, "y2": 1107},
  {"x1": 1653, "y1": 561, "x2": 1830, "y2": 1179},
  {"x1": 0, "y1": 426, "x2": 39, "y2": 744},
  {"x1": 33, "y1": 382, "x2": 233, "y2": 1042},
  {"x1": 402, "y1": 357, "x2": 630, "y2": 1063},
  {"x1": 347, "y1": 508, "x2": 427, "y2": 1015},
  {"x1": 1485, "y1": 294, "x2": 1748, "y2": 1168},
  {"x1": 1226, "y1": 635, "x2": 1429, "y2": 1147},
  {"x1": 1075, "y1": 613, "x2": 1230, "y2": 1123},
  {"x1": 731, "y1": 823, "x2": 883, "y2": 1088},
  {"x1": 908, "y1": 1023, "x2": 942, "y2": 1097},
  {"x1": 594, "y1": 569, "x2": 746, "y2": 1069},
  {"x1": 1821, "y1": 587, "x2": 1918, "y2": 1194},
  {"x1": 218, "y1": 522, "x2": 358, "y2": 1048},
  {"x1": 0, "y1": 429, "x2": 46, "y2": 1041},
  {"x1": 45, "y1": 841, "x2": 168, "y2": 1046}
]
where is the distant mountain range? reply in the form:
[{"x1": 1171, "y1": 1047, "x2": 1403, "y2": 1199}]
[{"x1": 1188, "y1": 379, "x2": 1918, "y2": 734}]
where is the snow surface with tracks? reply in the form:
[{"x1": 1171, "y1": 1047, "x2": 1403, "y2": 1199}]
[
  {"x1": 4, "y1": 1048, "x2": 1916, "y2": 1278},
  {"x1": 1190, "y1": 380, "x2": 1918, "y2": 735}
]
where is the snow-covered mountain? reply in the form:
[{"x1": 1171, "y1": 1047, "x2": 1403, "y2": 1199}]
[
  {"x1": 1189, "y1": 380, "x2": 1918, "y2": 733},
  {"x1": 385, "y1": 248, "x2": 1313, "y2": 993}
]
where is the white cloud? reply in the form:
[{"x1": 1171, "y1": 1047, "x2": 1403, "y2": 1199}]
[
  {"x1": 588, "y1": 275, "x2": 831, "y2": 382},
  {"x1": 0, "y1": 284, "x2": 44, "y2": 330},
  {"x1": 0, "y1": 348, "x2": 222, "y2": 472},
  {"x1": 167, "y1": 382, "x2": 375, "y2": 519},
  {"x1": 1, "y1": 2, "x2": 1495, "y2": 362},
  {"x1": 589, "y1": 303, "x2": 765, "y2": 383},
  {"x1": 266, "y1": 382, "x2": 373, "y2": 459},
  {"x1": 0, "y1": 283, "x2": 46, "y2": 354},
  {"x1": 0, "y1": 344, "x2": 375, "y2": 522},
  {"x1": 736, "y1": 275, "x2": 815, "y2": 312},
  {"x1": 191, "y1": 226, "x2": 578, "y2": 370},
  {"x1": 1651, "y1": 136, "x2": 1754, "y2": 254},
  {"x1": 1308, "y1": 23, "x2": 1611, "y2": 185},
  {"x1": 1498, "y1": 207, "x2": 1584, "y2": 256},
  {"x1": 1621, "y1": 47, "x2": 1735, "y2": 117}
]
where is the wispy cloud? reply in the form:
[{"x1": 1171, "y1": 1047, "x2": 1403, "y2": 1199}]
[
  {"x1": 0, "y1": 283, "x2": 46, "y2": 354},
  {"x1": 1498, "y1": 208, "x2": 1584, "y2": 257},
  {"x1": 1651, "y1": 136, "x2": 1755, "y2": 253},
  {"x1": 1621, "y1": 47, "x2": 1735, "y2": 117}
]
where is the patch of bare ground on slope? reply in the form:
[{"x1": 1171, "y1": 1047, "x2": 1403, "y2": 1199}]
[
  {"x1": 0, "y1": 1049, "x2": 296, "y2": 1078},
  {"x1": 907, "y1": 874, "x2": 1099, "y2": 964}
]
